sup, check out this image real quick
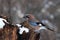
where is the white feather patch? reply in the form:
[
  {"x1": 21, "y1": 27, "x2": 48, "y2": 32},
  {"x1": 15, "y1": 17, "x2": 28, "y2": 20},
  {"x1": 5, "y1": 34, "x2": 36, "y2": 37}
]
[
  {"x1": 38, "y1": 24, "x2": 47, "y2": 30},
  {"x1": 34, "y1": 26, "x2": 47, "y2": 33},
  {"x1": 38, "y1": 26, "x2": 47, "y2": 30}
]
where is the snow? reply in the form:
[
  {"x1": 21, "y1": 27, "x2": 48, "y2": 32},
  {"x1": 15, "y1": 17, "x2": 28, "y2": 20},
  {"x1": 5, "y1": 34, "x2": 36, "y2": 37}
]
[
  {"x1": 16, "y1": 24, "x2": 21, "y2": 28},
  {"x1": 16, "y1": 24, "x2": 29, "y2": 34},
  {"x1": 19, "y1": 26, "x2": 29, "y2": 34},
  {"x1": 0, "y1": 18, "x2": 8, "y2": 29}
]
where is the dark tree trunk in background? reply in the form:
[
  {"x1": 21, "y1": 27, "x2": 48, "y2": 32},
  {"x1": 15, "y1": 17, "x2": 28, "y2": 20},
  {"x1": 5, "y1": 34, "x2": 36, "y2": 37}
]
[{"x1": 0, "y1": 26, "x2": 18, "y2": 40}]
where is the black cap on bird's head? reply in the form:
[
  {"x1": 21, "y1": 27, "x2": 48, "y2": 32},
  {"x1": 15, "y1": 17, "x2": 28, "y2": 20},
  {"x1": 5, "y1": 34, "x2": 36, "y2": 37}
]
[
  {"x1": 23, "y1": 15, "x2": 29, "y2": 18},
  {"x1": 23, "y1": 14, "x2": 35, "y2": 19}
]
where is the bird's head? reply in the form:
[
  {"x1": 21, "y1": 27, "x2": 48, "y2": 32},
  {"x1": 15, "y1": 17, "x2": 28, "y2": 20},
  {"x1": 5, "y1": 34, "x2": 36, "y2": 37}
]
[{"x1": 23, "y1": 14, "x2": 35, "y2": 20}]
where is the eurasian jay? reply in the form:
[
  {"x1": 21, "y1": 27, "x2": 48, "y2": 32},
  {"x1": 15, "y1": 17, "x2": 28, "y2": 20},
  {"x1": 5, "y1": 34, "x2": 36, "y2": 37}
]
[
  {"x1": 23, "y1": 14, "x2": 43, "y2": 30},
  {"x1": 23, "y1": 14, "x2": 54, "y2": 32}
]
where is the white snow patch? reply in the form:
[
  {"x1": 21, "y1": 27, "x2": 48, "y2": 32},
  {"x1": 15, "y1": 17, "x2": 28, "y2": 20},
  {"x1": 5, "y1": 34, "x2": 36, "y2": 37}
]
[
  {"x1": 19, "y1": 26, "x2": 29, "y2": 34},
  {"x1": 0, "y1": 18, "x2": 8, "y2": 29},
  {"x1": 16, "y1": 24, "x2": 29, "y2": 34},
  {"x1": 16, "y1": 24, "x2": 22, "y2": 28}
]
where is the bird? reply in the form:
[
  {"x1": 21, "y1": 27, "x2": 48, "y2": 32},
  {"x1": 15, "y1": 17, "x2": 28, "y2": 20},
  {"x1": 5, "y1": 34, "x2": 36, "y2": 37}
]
[
  {"x1": 23, "y1": 14, "x2": 42, "y2": 30},
  {"x1": 23, "y1": 14, "x2": 54, "y2": 32}
]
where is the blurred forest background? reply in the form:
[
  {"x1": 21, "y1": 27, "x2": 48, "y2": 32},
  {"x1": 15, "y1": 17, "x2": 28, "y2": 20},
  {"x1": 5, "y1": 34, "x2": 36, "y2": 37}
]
[{"x1": 0, "y1": 0, "x2": 60, "y2": 40}]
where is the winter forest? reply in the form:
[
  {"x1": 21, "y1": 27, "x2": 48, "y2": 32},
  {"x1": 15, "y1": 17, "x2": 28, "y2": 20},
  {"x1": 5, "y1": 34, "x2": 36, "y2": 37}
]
[{"x1": 0, "y1": 0, "x2": 60, "y2": 40}]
